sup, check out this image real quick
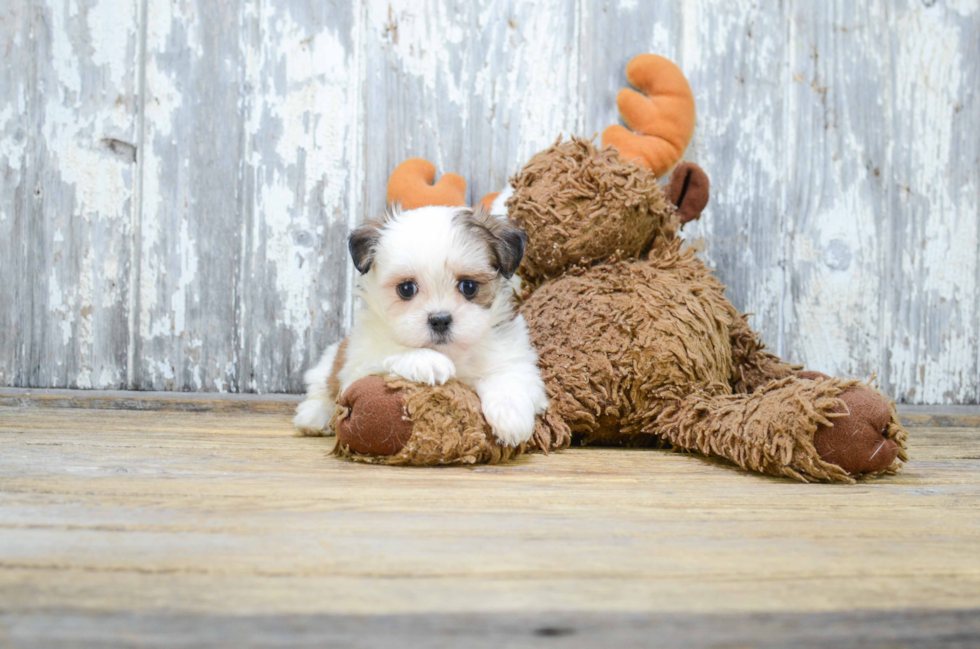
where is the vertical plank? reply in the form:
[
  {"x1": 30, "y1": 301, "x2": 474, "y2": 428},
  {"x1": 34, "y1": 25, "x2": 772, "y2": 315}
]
[
  {"x1": 136, "y1": 0, "x2": 244, "y2": 391},
  {"x1": 681, "y1": 1, "x2": 791, "y2": 355},
  {"x1": 0, "y1": 2, "x2": 33, "y2": 387},
  {"x1": 236, "y1": 1, "x2": 360, "y2": 392},
  {"x1": 2, "y1": 0, "x2": 140, "y2": 389},
  {"x1": 884, "y1": 0, "x2": 979, "y2": 404},
  {"x1": 360, "y1": 0, "x2": 583, "y2": 219},
  {"x1": 782, "y1": 1, "x2": 891, "y2": 379},
  {"x1": 578, "y1": 1, "x2": 684, "y2": 136},
  {"x1": 462, "y1": 0, "x2": 584, "y2": 201}
]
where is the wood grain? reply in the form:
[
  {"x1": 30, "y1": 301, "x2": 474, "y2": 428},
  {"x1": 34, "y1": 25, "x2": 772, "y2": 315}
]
[
  {"x1": 1, "y1": 406, "x2": 978, "y2": 635},
  {"x1": 0, "y1": 1, "x2": 33, "y2": 388},
  {"x1": 884, "y1": 0, "x2": 980, "y2": 404},
  {"x1": 0, "y1": 0, "x2": 977, "y2": 402},
  {"x1": 235, "y1": 0, "x2": 359, "y2": 393},
  {"x1": 3, "y1": 609, "x2": 979, "y2": 649},
  {"x1": 0, "y1": 0, "x2": 140, "y2": 390}
]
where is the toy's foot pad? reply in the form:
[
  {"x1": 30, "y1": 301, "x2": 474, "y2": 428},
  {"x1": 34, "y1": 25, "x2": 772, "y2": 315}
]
[
  {"x1": 812, "y1": 382, "x2": 900, "y2": 474},
  {"x1": 335, "y1": 376, "x2": 413, "y2": 456}
]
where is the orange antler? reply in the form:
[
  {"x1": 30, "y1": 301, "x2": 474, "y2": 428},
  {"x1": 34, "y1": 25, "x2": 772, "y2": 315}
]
[
  {"x1": 386, "y1": 158, "x2": 467, "y2": 210},
  {"x1": 601, "y1": 54, "x2": 696, "y2": 178}
]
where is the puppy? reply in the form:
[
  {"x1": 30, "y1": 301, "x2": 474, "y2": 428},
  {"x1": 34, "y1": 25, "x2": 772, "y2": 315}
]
[{"x1": 294, "y1": 204, "x2": 548, "y2": 447}]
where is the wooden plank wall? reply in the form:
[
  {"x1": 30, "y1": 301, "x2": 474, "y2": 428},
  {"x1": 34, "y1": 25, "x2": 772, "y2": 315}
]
[{"x1": 0, "y1": 0, "x2": 977, "y2": 402}]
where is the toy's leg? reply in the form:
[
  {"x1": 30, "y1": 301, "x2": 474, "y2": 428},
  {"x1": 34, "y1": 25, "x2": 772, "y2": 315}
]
[
  {"x1": 728, "y1": 313, "x2": 798, "y2": 393},
  {"x1": 649, "y1": 376, "x2": 908, "y2": 482},
  {"x1": 331, "y1": 376, "x2": 555, "y2": 466}
]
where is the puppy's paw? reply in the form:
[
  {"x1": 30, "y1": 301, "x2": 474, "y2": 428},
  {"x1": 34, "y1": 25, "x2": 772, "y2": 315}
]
[
  {"x1": 294, "y1": 398, "x2": 334, "y2": 436},
  {"x1": 384, "y1": 349, "x2": 456, "y2": 386},
  {"x1": 481, "y1": 393, "x2": 536, "y2": 447}
]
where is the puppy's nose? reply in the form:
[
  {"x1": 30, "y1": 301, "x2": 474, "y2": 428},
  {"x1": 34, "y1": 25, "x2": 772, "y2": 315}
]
[{"x1": 428, "y1": 312, "x2": 452, "y2": 334}]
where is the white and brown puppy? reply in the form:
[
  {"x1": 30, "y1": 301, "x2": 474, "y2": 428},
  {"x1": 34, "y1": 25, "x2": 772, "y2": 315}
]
[{"x1": 294, "y1": 205, "x2": 548, "y2": 447}]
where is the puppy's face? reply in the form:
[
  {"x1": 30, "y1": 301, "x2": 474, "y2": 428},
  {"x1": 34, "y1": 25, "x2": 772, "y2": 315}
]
[{"x1": 349, "y1": 205, "x2": 526, "y2": 353}]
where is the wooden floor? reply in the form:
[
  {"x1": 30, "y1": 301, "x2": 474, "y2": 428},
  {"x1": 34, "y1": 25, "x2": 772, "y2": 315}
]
[{"x1": 1, "y1": 396, "x2": 979, "y2": 648}]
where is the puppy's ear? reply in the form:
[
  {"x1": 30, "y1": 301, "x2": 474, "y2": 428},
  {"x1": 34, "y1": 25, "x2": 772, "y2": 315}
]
[
  {"x1": 489, "y1": 215, "x2": 526, "y2": 279},
  {"x1": 348, "y1": 220, "x2": 383, "y2": 274},
  {"x1": 459, "y1": 206, "x2": 527, "y2": 279}
]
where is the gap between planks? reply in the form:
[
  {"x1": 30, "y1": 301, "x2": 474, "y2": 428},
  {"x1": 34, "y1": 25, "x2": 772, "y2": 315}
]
[{"x1": 1, "y1": 387, "x2": 979, "y2": 428}]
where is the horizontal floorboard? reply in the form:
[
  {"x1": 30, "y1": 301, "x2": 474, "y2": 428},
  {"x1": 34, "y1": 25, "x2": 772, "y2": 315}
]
[
  {"x1": 1, "y1": 404, "x2": 978, "y2": 647},
  {"x1": 3, "y1": 609, "x2": 980, "y2": 649}
]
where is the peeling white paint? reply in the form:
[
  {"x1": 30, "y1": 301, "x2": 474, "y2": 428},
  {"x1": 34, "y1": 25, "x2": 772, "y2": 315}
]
[
  {"x1": 171, "y1": 216, "x2": 199, "y2": 335},
  {"x1": 87, "y1": 0, "x2": 137, "y2": 92},
  {"x1": 138, "y1": 43, "x2": 185, "y2": 343},
  {"x1": 2, "y1": 0, "x2": 977, "y2": 401},
  {"x1": 887, "y1": 5, "x2": 978, "y2": 403}
]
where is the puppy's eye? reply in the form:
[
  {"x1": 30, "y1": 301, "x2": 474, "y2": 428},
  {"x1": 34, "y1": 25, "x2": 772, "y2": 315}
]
[
  {"x1": 396, "y1": 281, "x2": 418, "y2": 300},
  {"x1": 458, "y1": 279, "x2": 478, "y2": 299}
]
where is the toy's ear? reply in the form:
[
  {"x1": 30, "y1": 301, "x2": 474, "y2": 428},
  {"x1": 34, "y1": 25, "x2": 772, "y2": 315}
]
[
  {"x1": 668, "y1": 162, "x2": 710, "y2": 224},
  {"x1": 601, "y1": 54, "x2": 696, "y2": 178},
  {"x1": 386, "y1": 158, "x2": 467, "y2": 210}
]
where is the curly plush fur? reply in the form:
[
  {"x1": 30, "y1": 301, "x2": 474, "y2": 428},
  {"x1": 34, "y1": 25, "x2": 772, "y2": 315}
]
[{"x1": 511, "y1": 139, "x2": 906, "y2": 482}]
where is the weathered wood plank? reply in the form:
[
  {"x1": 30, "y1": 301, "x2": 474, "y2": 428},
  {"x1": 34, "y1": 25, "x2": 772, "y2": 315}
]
[
  {"x1": 360, "y1": 0, "x2": 583, "y2": 218},
  {"x1": 134, "y1": 0, "x2": 245, "y2": 391},
  {"x1": 782, "y1": 2, "x2": 890, "y2": 380},
  {"x1": 680, "y1": 1, "x2": 792, "y2": 357},
  {"x1": 0, "y1": 0, "x2": 141, "y2": 390},
  {"x1": 3, "y1": 608, "x2": 979, "y2": 649},
  {"x1": 4, "y1": 388, "x2": 980, "y2": 426},
  {"x1": 235, "y1": 0, "x2": 360, "y2": 393},
  {"x1": 0, "y1": 407, "x2": 978, "y2": 630},
  {"x1": 0, "y1": 1, "x2": 34, "y2": 388},
  {"x1": 0, "y1": 387, "x2": 300, "y2": 414},
  {"x1": 883, "y1": 0, "x2": 980, "y2": 404}
]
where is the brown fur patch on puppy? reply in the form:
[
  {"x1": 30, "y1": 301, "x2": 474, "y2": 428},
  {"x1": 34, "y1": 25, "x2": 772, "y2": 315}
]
[
  {"x1": 454, "y1": 206, "x2": 527, "y2": 279},
  {"x1": 348, "y1": 220, "x2": 383, "y2": 274},
  {"x1": 459, "y1": 270, "x2": 500, "y2": 309},
  {"x1": 326, "y1": 337, "x2": 350, "y2": 402}
]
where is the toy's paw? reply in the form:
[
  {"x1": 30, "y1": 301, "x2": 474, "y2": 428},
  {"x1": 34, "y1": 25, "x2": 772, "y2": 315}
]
[
  {"x1": 814, "y1": 385, "x2": 900, "y2": 475},
  {"x1": 335, "y1": 376, "x2": 414, "y2": 456},
  {"x1": 293, "y1": 398, "x2": 334, "y2": 436},
  {"x1": 481, "y1": 392, "x2": 536, "y2": 447},
  {"x1": 384, "y1": 349, "x2": 456, "y2": 386}
]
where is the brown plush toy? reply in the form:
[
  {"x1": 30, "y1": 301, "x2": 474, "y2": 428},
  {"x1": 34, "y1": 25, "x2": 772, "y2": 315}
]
[{"x1": 331, "y1": 55, "x2": 908, "y2": 482}]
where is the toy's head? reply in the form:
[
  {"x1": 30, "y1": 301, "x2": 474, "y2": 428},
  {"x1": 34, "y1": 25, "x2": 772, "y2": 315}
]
[
  {"x1": 506, "y1": 55, "x2": 708, "y2": 285},
  {"x1": 507, "y1": 137, "x2": 674, "y2": 284}
]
